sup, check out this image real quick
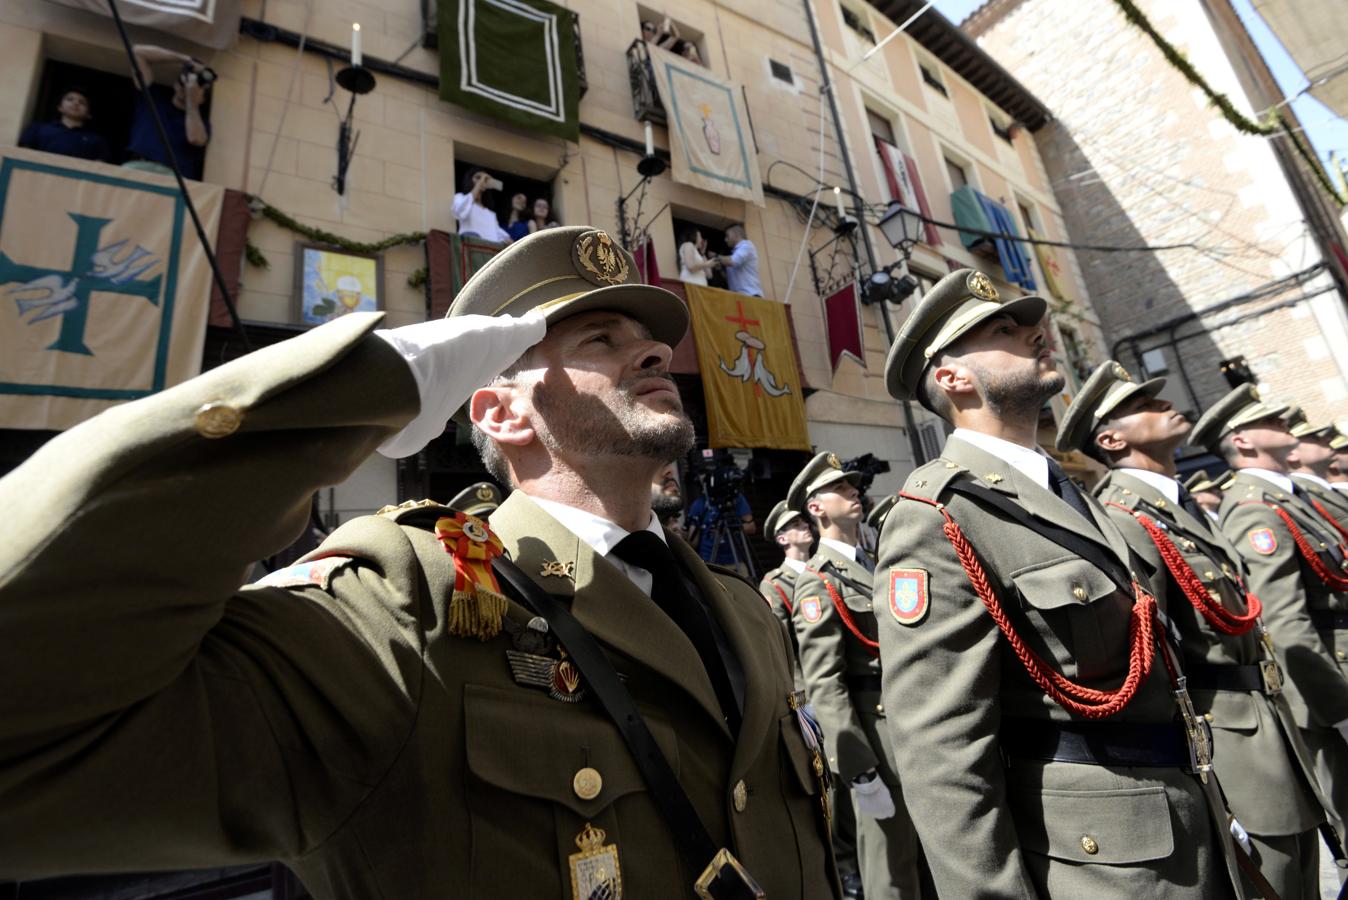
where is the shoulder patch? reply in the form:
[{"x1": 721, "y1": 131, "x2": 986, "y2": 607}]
[
  {"x1": 800, "y1": 595, "x2": 823, "y2": 623},
  {"x1": 1248, "y1": 528, "x2": 1278, "y2": 555},
  {"x1": 253, "y1": 555, "x2": 355, "y2": 591},
  {"x1": 888, "y1": 568, "x2": 930, "y2": 626}
]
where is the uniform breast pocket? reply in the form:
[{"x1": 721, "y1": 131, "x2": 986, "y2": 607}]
[
  {"x1": 1010, "y1": 557, "x2": 1127, "y2": 681},
  {"x1": 463, "y1": 683, "x2": 680, "y2": 898},
  {"x1": 1012, "y1": 785, "x2": 1175, "y2": 865}
]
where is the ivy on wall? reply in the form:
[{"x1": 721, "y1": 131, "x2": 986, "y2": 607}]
[{"x1": 1112, "y1": 0, "x2": 1347, "y2": 207}]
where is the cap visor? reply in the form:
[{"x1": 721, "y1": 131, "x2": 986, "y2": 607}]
[
  {"x1": 538, "y1": 283, "x2": 689, "y2": 347},
  {"x1": 942, "y1": 295, "x2": 1048, "y2": 349}
]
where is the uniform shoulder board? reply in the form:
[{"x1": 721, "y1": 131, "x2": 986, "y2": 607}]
[
  {"x1": 376, "y1": 498, "x2": 455, "y2": 527},
  {"x1": 900, "y1": 457, "x2": 966, "y2": 503},
  {"x1": 707, "y1": 562, "x2": 765, "y2": 596}
]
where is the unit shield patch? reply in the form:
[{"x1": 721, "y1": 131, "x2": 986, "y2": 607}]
[
  {"x1": 888, "y1": 568, "x2": 930, "y2": 626},
  {"x1": 1248, "y1": 528, "x2": 1278, "y2": 555},
  {"x1": 253, "y1": 556, "x2": 354, "y2": 591},
  {"x1": 800, "y1": 595, "x2": 823, "y2": 623}
]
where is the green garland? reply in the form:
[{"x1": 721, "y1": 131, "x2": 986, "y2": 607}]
[{"x1": 1112, "y1": 0, "x2": 1347, "y2": 207}]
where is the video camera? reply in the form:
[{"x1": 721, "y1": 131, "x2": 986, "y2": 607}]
[
  {"x1": 693, "y1": 448, "x2": 750, "y2": 511},
  {"x1": 841, "y1": 453, "x2": 890, "y2": 495},
  {"x1": 181, "y1": 61, "x2": 217, "y2": 88}
]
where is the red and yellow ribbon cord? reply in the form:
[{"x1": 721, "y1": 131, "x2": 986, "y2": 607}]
[{"x1": 435, "y1": 512, "x2": 508, "y2": 640}]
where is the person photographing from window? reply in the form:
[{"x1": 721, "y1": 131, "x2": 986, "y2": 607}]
[{"x1": 125, "y1": 44, "x2": 212, "y2": 180}]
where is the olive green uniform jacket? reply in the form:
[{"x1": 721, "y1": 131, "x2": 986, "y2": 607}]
[
  {"x1": 1292, "y1": 474, "x2": 1348, "y2": 534},
  {"x1": 875, "y1": 437, "x2": 1240, "y2": 899},
  {"x1": 0, "y1": 313, "x2": 838, "y2": 900},
  {"x1": 1218, "y1": 471, "x2": 1348, "y2": 729},
  {"x1": 760, "y1": 563, "x2": 803, "y2": 689},
  {"x1": 1096, "y1": 471, "x2": 1324, "y2": 839}
]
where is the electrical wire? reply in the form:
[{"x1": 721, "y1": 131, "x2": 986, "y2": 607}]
[
  {"x1": 254, "y1": 0, "x2": 313, "y2": 198},
  {"x1": 782, "y1": 85, "x2": 832, "y2": 307}
]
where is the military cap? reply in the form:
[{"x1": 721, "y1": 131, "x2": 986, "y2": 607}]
[
  {"x1": 1332, "y1": 429, "x2": 1348, "y2": 451},
  {"x1": 866, "y1": 493, "x2": 899, "y2": 532},
  {"x1": 765, "y1": 500, "x2": 808, "y2": 540},
  {"x1": 787, "y1": 451, "x2": 861, "y2": 514},
  {"x1": 1183, "y1": 469, "x2": 1221, "y2": 493},
  {"x1": 1187, "y1": 383, "x2": 1290, "y2": 450},
  {"x1": 446, "y1": 226, "x2": 687, "y2": 347},
  {"x1": 1284, "y1": 405, "x2": 1336, "y2": 440},
  {"x1": 447, "y1": 481, "x2": 504, "y2": 517},
  {"x1": 884, "y1": 268, "x2": 1047, "y2": 402},
  {"x1": 1054, "y1": 360, "x2": 1166, "y2": 453}
]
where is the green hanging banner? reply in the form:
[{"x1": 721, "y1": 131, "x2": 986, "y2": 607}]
[{"x1": 437, "y1": 0, "x2": 580, "y2": 142}]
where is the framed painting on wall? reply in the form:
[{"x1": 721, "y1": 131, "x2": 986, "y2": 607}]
[{"x1": 294, "y1": 243, "x2": 383, "y2": 326}]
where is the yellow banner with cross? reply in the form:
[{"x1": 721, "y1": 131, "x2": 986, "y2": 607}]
[{"x1": 685, "y1": 283, "x2": 809, "y2": 450}]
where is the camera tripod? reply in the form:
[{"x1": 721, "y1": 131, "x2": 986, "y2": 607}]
[{"x1": 703, "y1": 505, "x2": 758, "y2": 580}]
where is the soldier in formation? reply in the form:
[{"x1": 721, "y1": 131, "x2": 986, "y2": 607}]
[{"x1": 1058, "y1": 361, "x2": 1338, "y2": 898}]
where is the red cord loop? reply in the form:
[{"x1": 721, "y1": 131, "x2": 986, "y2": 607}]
[
  {"x1": 1106, "y1": 503, "x2": 1261, "y2": 636},
  {"x1": 899, "y1": 491, "x2": 1155, "y2": 718},
  {"x1": 768, "y1": 579, "x2": 792, "y2": 613},
  {"x1": 1256, "y1": 502, "x2": 1348, "y2": 591},
  {"x1": 806, "y1": 566, "x2": 881, "y2": 657},
  {"x1": 1308, "y1": 497, "x2": 1348, "y2": 544}
]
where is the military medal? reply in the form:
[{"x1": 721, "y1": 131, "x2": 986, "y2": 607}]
[
  {"x1": 434, "y1": 512, "x2": 508, "y2": 640},
  {"x1": 569, "y1": 822, "x2": 621, "y2": 900},
  {"x1": 507, "y1": 649, "x2": 586, "y2": 702}
]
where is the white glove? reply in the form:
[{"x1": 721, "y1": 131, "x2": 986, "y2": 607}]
[
  {"x1": 374, "y1": 312, "x2": 546, "y2": 458},
  {"x1": 1229, "y1": 816, "x2": 1253, "y2": 854},
  {"x1": 851, "y1": 772, "x2": 895, "y2": 820}
]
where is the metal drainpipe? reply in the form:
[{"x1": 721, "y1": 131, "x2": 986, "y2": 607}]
[{"x1": 801, "y1": 0, "x2": 927, "y2": 468}]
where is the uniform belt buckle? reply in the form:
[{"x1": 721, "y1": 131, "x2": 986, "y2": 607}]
[
  {"x1": 694, "y1": 848, "x2": 766, "y2": 900},
  {"x1": 1259, "y1": 659, "x2": 1284, "y2": 695}
]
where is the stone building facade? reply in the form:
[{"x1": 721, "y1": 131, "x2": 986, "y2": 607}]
[{"x1": 967, "y1": 0, "x2": 1348, "y2": 429}]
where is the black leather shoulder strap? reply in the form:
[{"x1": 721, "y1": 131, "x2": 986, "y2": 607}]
[{"x1": 491, "y1": 557, "x2": 763, "y2": 899}]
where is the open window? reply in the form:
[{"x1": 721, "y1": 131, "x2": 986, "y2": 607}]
[
  {"x1": 671, "y1": 213, "x2": 731, "y2": 290},
  {"x1": 451, "y1": 157, "x2": 557, "y2": 241},
  {"x1": 637, "y1": 7, "x2": 707, "y2": 66}
]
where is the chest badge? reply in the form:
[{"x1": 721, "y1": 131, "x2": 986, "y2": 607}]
[
  {"x1": 569, "y1": 822, "x2": 622, "y2": 900},
  {"x1": 542, "y1": 560, "x2": 576, "y2": 579},
  {"x1": 507, "y1": 649, "x2": 586, "y2": 702}
]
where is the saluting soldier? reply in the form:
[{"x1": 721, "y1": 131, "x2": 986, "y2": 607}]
[
  {"x1": 0, "y1": 227, "x2": 839, "y2": 898},
  {"x1": 1192, "y1": 385, "x2": 1348, "y2": 835},
  {"x1": 1286, "y1": 407, "x2": 1348, "y2": 534},
  {"x1": 447, "y1": 480, "x2": 504, "y2": 518},
  {"x1": 790, "y1": 452, "x2": 922, "y2": 900},
  {"x1": 1059, "y1": 361, "x2": 1336, "y2": 899},
  {"x1": 875, "y1": 268, "x2": 1242, "y2": 898}
]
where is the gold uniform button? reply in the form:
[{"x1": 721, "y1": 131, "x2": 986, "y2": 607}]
[
  {"x1": 1337, "y1": 651, "x2": 1346, "y2": 662},
  {"x1": 733, "y1": 780, "x2": 748, "y2": 812},
  {"x1": 195, "y1": 402, "x2": 241, "y2": 438},
  {"x1": 1071, "y1": 585, "x2": 1087, "y2": 601},
  {"x1": 1081, "y1": 835, "x2": 1099, "y2": 855},
  {"x1": 1203, "y1": 712, "x2": 1214, "y2": 722},
  {"x1": 876, "y1": 703, "x2": 885, "y2": 715},
  {"x1": 573, "y1": 767, "x2": 603, "y2": 801},
  {"x1": 1203, "y1": 571, "x2": 1215, "y2": 581}
]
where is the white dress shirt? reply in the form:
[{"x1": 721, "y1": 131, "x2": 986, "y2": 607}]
[
  {"x1": 950, "y1": 428, "x2": 1051, "y2": 489},
  {"x1": 1116, "y1": 467, "x2": 1181, "y2": 505},
  {"x1": 819, "y1": 536, "x2": 859, "y2": 562},
  {"x1": 1334, "y1": 483, "x2": 1348, "y2": 494},
  {"x1": 782, "y1": 557, "x2": 807, "y2": 574},
  {"x1": 530, "y1": 496, "x2": 665, "y2": 597},
  {"x1": 1241, "y1": 468, "x2": 1295, "y2": 495},
  {"x1": 1295, "y1": 472, "x2": 1335, "y2": 491}
]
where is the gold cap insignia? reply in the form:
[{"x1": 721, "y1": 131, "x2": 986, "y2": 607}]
[
  {"x1": 1250, "y1": 386, "x2": 1262, "y2": 401},
  {"x1": 827, "y1": 453, "x2": 841, "y2": 469},
  {"x1": 966, "y1": 271, "x2": 999, "y2": 301},
  {"x1": 476, "y1": 485, "x2": 494, "y2": 501},
  {"x1": 574, "y1": 230, "x2": 629, "y2": 286},
  {"x1": 1113, "y1": 363, "x2": 1131, "y2": 381}
]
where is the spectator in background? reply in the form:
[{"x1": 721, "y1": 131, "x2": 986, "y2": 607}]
[
  {"x1": 677, "y1": 227, "x2": 717, "y2": 286},
  {"x1": 650, "y1": 463, "x2": 685, "y2": 535},
  {"x1": 453, "y1": 168, "x2": 513, "y2": 243},
  {"x1": 718, "y1": 224, "x2": 762, "y2": 297},
  {"x1": 685, "y1": 488, "x2": 756, "y2": 569},
  {"x1": 526, "y1": 197, "x2": 560, "y2": 233},
  {"x1": 504, "y1": 192, "x2": 531, "y2": 242},
  {"x1": 19, "y1": 86, "x2": 110, "y2": 163},
  {"x1": 125, "y1": 45, "x2": 212, "y2": 180}
]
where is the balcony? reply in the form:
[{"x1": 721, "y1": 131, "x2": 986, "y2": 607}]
[{"x1": 627, "y1": 39, "x2": 666, "y2": 126}]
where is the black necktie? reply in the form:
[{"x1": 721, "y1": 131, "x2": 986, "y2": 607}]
[
  {"x1": 1292, "y1": 484, "x2": 1346, "y2": 565},
  {"x1": 1047, "y1": 457, "x2": 1094, "y2": 522},
  {"x1": 856, "y1": 548, "x2": 875, "y2": 573},
  {"x1": 1177, "y1": 485, "x2": 1207, "y2": 524},
  {"x1": 610, "y1": 531, "x2": 742, "y2": 733}
]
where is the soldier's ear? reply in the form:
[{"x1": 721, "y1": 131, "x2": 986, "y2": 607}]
[
  {"x1": 930, "y1": 362, "x2": 975, "y2": 399},
  {"x1": 470, "y1": 384, "x2": 534, "y2": 448},
  {"x1": 1094, "y1": 426, "x2": 1126, "y2": 454}
]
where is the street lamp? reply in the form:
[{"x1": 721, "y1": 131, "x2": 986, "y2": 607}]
[{"x1": 862, "y1": 202, "x2": 925, "y2": 305}]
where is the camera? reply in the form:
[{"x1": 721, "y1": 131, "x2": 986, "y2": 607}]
[
  {"x1": 840, "y1": 453, "x2": 890, "y2": 495},
  {"x1": 694, "y1": 448, "x2": 750, "y2": 512},
  {"x1": 181, "y1": 61, "x2": 217, "y2": 88}
]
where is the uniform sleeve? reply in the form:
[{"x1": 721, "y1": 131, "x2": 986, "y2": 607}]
[
  {"x1": 791, "y1": 567, "x2": 878, "y2": 782},
  {"x1": 874, "y1": 500, "x2": 1039, "y2": 899},
  {"x1": 1222, "y1": 501, "x2": 1348, "y2": 726},
  {"x1": 0, "y1": 315, "x2": 425, "y2": 876}
]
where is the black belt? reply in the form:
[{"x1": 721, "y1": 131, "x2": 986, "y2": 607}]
[
  {"x1": 1001, "y1": 719, "x2": 1190, "y2": 768},
  {"x1": 1311, "y1": 609, "x2": 1348, "y2": 629},
  {"x1": 846, "y1": 674, "x2": 882, "y2": 692},
  {"x1": 1186, "y1": 663, "x2": 1267, "y2": 694}
]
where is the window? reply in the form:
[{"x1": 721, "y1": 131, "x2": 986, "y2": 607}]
[
  {"x1": 944, "y1": 157, "x2": 968, "y2": 191},
  {"x1": 990, "y1": 114, "x2": 1014, "y2": 144},
  {"x1": 769, "y1": 59, "x2": 794, "y2": 85},
  {"x1": 451, "y1": 159, "x2": 557, "y2": 238},
  {"x1": 919, "y1": 63, "x2": 947, "y2": 97},
  {"x1": 918, "y1": 419, "x2": 948, "y2": 461},
  {"x1": 1017, "y1": 200, "x2": 1038, "y2": 233},
  {"x1": 867, "y1": 108, "x2": 903, "y2": 204},
  {"x1": 840, "y1": 4, "x2": 877, "y2": 44},
  {"x1": 867, "y1": 109, "x2": 896, "y2": 145}
]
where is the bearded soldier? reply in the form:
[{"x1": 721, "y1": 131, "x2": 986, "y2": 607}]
[
  {"x1": 874, "y1": 268, "x2": 1242, "y2": 898},
  {"x1": 1059, "y1": 361, "x2": 1337, "y2": 898}
]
